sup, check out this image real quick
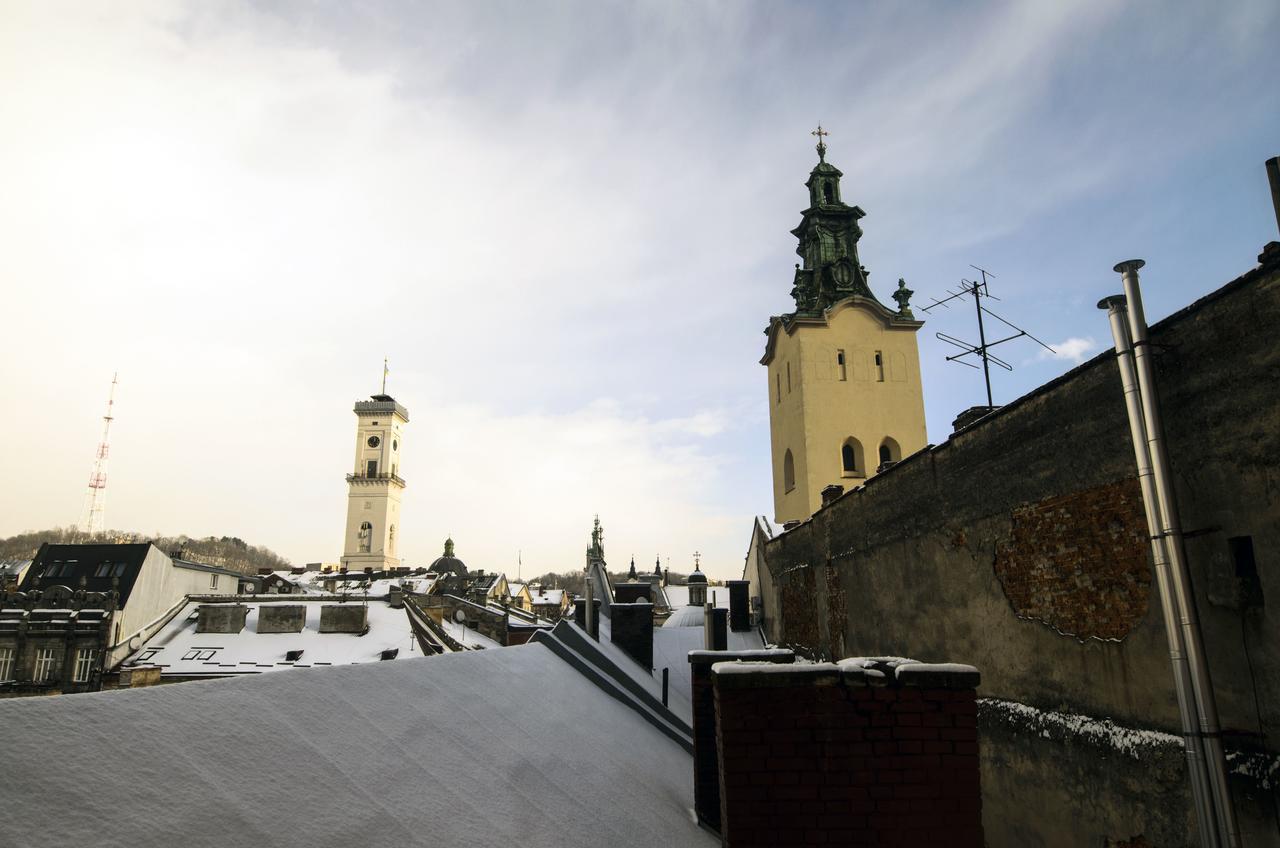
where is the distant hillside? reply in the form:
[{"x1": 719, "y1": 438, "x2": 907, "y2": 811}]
[{"x1": 0, "y1": 527, "x2": 292, "y2": 576}]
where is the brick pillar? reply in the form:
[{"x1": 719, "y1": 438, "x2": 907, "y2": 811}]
[
  {"x1": 726, "y1": 580, "x2": 750, "y2": 631},
  {"x1": 704, "y1": 606, "x2": 727, "y2": 650},
  {"x1": 689, "y1": 648, "x2": 795, "y2": 830},
  {"x1": 610, "y1": 601, "x2": 653, "y2": 670},
  {"x1": 712, "y1": 658, "x2": 983, "y2": 847}
]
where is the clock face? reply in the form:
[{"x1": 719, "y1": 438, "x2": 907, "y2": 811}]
[{"x1": 367, "y1": 435, "x2": 381, "y2": 448}]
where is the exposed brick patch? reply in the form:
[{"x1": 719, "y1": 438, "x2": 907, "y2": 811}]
[
  {"x1": 824, "y1": 563, "x2": 847, "y2": 660},
  {"x1": 994, "y1": 478, "x2": 1150, "y2": 641},
  {"x1": 779, "y1": 565, "x2": 820, "y2": 655}
]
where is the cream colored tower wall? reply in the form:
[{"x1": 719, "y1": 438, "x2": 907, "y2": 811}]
[
  {"x1": 341, "y1": 406, "x2": 407, "y2": 571},
  {"x1": 766, "y1": 299, "x2": 927, "y2": 523}
]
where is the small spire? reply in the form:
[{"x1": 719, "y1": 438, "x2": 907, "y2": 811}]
[
  {"x1": 811, "y1": 124, "x2": 829, "y2": 163},
  {"x1": 628, "y1": 556, "x2": 637, "y2": 580}
]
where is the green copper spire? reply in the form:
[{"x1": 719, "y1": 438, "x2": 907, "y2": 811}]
[
  {"x1": 443, "y1": 537, "x2": 455, "y2": 558},
  {"x1": 788, "y1": 127, "x2": 880, "y2": 315}
]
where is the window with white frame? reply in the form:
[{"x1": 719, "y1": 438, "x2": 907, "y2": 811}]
[
  {"x1": 73, "y1": 648, "x2": 99, "y2": 683},
  {"x1": 210, "y1": 573, "x2": 218, "y2": 589},
  {"x1": 0, "y1": 647, "x2": 14, "y2": 682},
  {"x1": 34, "y1": 648, "x2": 57, "y2": 682}
]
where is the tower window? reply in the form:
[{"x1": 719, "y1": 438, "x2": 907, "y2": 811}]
[
  {"x1": 878, "y1": 437, "x2": 901, "y2": 471},
  {"x1": 841, "y1": 438, "x2": 864, "y2": 476},
  {"x1": 837, "y1": 349, "x2": 847, "y2": 381},
  {"x1": 776, "y1": 373, "x2": 781, "y2": 403},
  {"x1": 783, "y1": 449, "x2": 796, "y2": 493},
  {"x1": 359, "y1": 522, "x2": 373, "y2": 553},
  {"x1": 786, "y1": 362, "x2": 792, "y2": 393},
  {"x1": 875, "y1": 351, "x2": 885, "y2": 382},
  {"x1": 366, "y1": 460, "x2": 378, "y2": 477},
  {"x1": 823, "y1": 182, "x2": 834, "y2": 204}
]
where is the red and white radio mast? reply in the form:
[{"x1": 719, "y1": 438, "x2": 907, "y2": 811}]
[{"x1": 80, "y1": 373, "x2": 118, "y2": 535}]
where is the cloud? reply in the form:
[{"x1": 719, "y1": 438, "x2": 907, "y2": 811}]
[{"x1": 1037, "y1": 337, "x2": 1099, "y2": 365}]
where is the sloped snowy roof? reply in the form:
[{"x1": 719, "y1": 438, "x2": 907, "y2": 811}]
[
  {"x1": 122, "y1": 600, "x2": 422, "y2": 675},
  {"x1": 0, "y1": 644, "x2": 716, "y2": 848},
  {"x1": 530, "y1": 588, "x2": 565, "y2": 605},
  {"x1": 661, "y1": 585, "x2": 731, "y2": 612}
]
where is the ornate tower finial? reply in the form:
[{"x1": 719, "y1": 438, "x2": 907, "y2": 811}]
[
  {"x1": 693, "y1": 550, "x2": 702, "y2": 571},
  {"x1": 893, "y1": 278, "x2": 915, "y2": 318},
  {"x1": 811, "y1": 124, "x2": 829, "y2": 162}
]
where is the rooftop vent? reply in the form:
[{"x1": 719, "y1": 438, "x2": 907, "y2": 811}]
[
  {"x1": 380, "y1": 648, "x2": 399, "y2": 661},
  {"x1": 285, "y1": 649, "x2": 304, "y2": 662}
]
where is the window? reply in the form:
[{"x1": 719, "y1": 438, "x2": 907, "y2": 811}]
[
  {"x1": 0, "y1": 647, "x2": 13, "y2": 682},
  {"x1": 775, "y1": 373, "x2": 781, "y2": 403},
  {"x1": 95, "y1": 562, "x2": 111, "y2": 577},
  {"x1": 786, "y1": 362, "x2": 792, "y2": 393},
  {"x1": 875, "y1": 351, "x2": 885, "y2": 382},
  {"x1": 73, "y1": 648, "x2": 99, "y2": 683},
  {"x1": 46, "y1": 563, "x2": 63, "y2": 578},
  {"x1": 359, "y1": 522, "x2": 373, "y2": 553},
  {"x1": 837, "y1": 349, "x2": 847, "y2": 381},
  {"x1": 823, "y1": 181, "x2": 834, "y2": 203},
  {"x1": 210, "y1": 574, "x2": 219, "y2": 590},
  {"x1": 841, "y1": 438, "x2": 864, "y2": 477},
  {"x1": 34, "y1": 648, "x2": 57, "y2": 683},
  {"x1": 878, "y1": 437, "x2": 901, "y2": 471},
  {"x1": 111, "y1": 562, "x2": 127, "y2": 577},
  {"x1": 366, "y1": 459, "x2": 378, "y2": 477},
  {"x1": 783, "y1": 449, "x2": 796, "y2": 493}
]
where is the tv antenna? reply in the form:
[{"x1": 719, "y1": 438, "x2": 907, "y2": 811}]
[{"x1": 921, "y1": 266, "x2": 1055, "y2": 407}]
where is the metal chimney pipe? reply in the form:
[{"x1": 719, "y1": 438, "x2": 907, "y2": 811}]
[
  {"x1": 1098, "y1": 294, "x2": 1218, "y2": 847},
  {"x1": 1114, "y1": 260, "x2": 1240, "y2": 847},
  {"x1": 1266, "y1": 157, "x2": 1280, "y2": 237}
]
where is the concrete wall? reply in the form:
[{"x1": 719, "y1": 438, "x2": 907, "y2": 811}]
[{"x1": 755, "y1": 258, "x2": 1280, "y2": 846}]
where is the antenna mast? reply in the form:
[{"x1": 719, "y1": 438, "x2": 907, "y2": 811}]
[
  {"x1": 80, "y1": 373, "x2": 119, "y2": 536},
  {"x1": 922, "y1": 266, "x2": 1055, "y2": 407}
]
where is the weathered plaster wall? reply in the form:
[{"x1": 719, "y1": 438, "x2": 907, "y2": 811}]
[{"x1": 759, "y1": 258, "x2": 1280, "y2": 845}]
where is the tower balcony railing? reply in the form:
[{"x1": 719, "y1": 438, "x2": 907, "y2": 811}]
[{"x1": 345, "y1": 472, "x2": 406, "y2": 486}]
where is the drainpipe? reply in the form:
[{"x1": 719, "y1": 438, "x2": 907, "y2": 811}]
[
  {"x1": 1098, "y1": 294, "x2": 1217, "y2": 847},
  {"x1": 1113, "y1": 261, "x2": 1240, "y2": 847}
]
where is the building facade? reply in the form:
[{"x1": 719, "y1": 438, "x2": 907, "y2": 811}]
[
  {"x1": 340, "y1": 393, "x2": 409, "y2": 572},
  {"x1": 762, "y1": 138, "x2": 927, "y2": 523}
]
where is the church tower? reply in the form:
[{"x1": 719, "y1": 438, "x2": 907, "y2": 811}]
[
  {"x1": 762, "y1": 129, "x2": 928, "y2": 523},
  {"x1": 340, "y1": 384, "x2": 409, "y2": 572}
]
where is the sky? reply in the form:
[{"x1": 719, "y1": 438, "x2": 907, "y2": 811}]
[{"x1": 1, "y1": 1, "x2": 1277, "y2": 580}]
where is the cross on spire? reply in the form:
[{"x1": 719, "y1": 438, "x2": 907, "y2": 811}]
[
  {"x1": 693, "y1": 551, "x2": 702, "y2": 571},
  {"x1": 811, "y1": 124, "x2": 829, "y2": 162}
]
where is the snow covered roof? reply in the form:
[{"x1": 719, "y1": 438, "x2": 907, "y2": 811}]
[
  {"x1": 0, "y1": 644, "x2": 717, "y2": 848},
  {"x1": 530, "y1": 588, "x2": 565, "y2": 605},
  {"x1": 122, "y1": 599, "x2": 422, "y2": 676}
]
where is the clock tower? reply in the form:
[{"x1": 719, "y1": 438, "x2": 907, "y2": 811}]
[{"x1": 340, "y1": 390, "x2": 409, "y2": 572}]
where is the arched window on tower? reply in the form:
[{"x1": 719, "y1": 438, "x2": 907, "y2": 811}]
[
  {"x1": 841, "y1": 438, "x2": 864, "y2": 477},
  {"x1": 823, "y1": 181, "x2": 834, "y2": 204},
  {"x1": 878, "y1": 437, "x2": 901, "y2": 472},
  {"x1": 783, "y1": 449, "x2": 796, "y2": 493},
  {"x1": 358, "y1": 521, "x2": 372, "y2": 553}
]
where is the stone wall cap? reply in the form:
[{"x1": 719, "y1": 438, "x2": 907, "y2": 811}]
[
  {"x1": 688, "y1": 648, "x2": 794, "y2": 665},
  {"x1": 895, "y1": 662, "x2": 981, "y2": 689},
  {"x1": 711, "y1": 661, "x2": 840, "y2": 688}
]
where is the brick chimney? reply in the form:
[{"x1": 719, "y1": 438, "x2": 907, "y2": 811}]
[
  {"x1": 710, "y1": 657, "x2": 984, "y2": 847},
  {"x1": 609, "y1": 601, "x2": 653, "y2": 670},
  {"x1": 703, "y1": 605, "x2": 727, "y2": 650},
  {"x1": 688, "y1": 648, "x2": 796, "y2": 830},
  {"x1": 820, "y1": 483, "x2": 843, "y2": 507},
  {"x1": 726, "y1": 580, "x2": 750, "y2": 631}
]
